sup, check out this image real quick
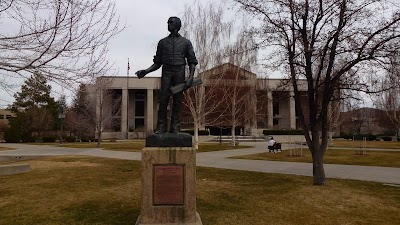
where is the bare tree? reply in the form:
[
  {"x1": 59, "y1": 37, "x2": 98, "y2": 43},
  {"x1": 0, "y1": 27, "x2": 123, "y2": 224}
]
[
  {"x1": 30, "y1": 107, "x2": 54, "y2": 137},
  {"x1": 0, "y1": 120, "x2": 9, "y2": 140},
  {"x1": 65, "y1": 84, "x2": 96, "y2": 140},
  {"x1": 180, "y1": 1, "x2": 235, "y2": 149},
  {"x1": 92, "y1": 77, "x2": 121, "y2": 147},
  {"x1": 373, "y1": 53, "x2": 400, "y2": 136},
  {"x1": 0, "y1": 0, "x2": 122, "y2": 89},
  {"x1": 221, "y1": 31, "x2": 258, "y2": 146},
  {"x1": 235, "y1": 0, "x2": 400, "y2": 185}
]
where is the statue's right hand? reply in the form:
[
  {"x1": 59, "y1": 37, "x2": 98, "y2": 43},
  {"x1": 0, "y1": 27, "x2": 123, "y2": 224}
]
[{"x1": 135, "y1": 70, "x2": 147, "y2": 78}]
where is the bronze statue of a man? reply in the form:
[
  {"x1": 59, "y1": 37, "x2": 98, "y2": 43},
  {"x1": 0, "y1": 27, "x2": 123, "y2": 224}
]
[{"x1": 136, "y1": 17, "x2": 198, "y2": 134}]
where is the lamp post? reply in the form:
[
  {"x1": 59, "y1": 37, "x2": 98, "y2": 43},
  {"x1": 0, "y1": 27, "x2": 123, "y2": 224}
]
[
  {"x1": 58, "y1": 108, "x2": 65, "y2": 144},
  {"x1": 219, "y1": 127, "x2": 222, "y2": 144}
]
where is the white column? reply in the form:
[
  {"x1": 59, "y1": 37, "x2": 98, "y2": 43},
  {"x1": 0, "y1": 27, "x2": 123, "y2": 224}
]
[
  {"x1": 146, "y1": 89, "x2": 154, "y2": 132},
  {"x1": 267, "y1": 91, "x2": 273, "y2": 129},
  {"x1": 95, "y1": 89, "x2": 102, "y2": 138},
  {"x1": 121, "y1": 89, "x2": 128, "y2": 137},
  {"x1": 289, "y1": 91, "x2": 296, "y2": 129}
]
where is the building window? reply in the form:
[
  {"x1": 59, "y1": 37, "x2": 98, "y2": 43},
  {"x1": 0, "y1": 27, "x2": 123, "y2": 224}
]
[
  {"x1": 135, "y1": 101, "x2": 144, "y2": 117},
  {"x1": 273, "y1": 101, "x2": 280, "y2": 116},
  {"x1": 135, "y1": 118, "x2": 145, "y2": 129},
  {"x1": 0, "y1": 114, "x2": 4, "y2": 119},
  {"x1": 5, "y1": 115, "x2": 12, "y2": 119},
  {"x1": 112, "y1": 118, "x2": 121, "y2": 132}
]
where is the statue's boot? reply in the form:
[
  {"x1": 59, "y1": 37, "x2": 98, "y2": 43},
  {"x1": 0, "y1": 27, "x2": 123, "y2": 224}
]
[
  {"x1": 155, "y1": 110, "x2": 167, "y2": 134},
  {"x1": 169, "y1": 92, "x2": 183, "y2": 133},
  {"x1": 169, "y1": 120, "x2": 180, "y2": 134}
]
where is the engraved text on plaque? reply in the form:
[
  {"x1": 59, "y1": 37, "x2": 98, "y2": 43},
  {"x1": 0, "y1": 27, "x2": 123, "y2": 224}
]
[{"x1": 153, "y1": 165, "x2": 184, "y2": 205}]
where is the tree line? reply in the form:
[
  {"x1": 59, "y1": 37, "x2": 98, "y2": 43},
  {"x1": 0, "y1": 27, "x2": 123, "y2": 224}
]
[{"x1": 3, "y1": 73, "x2": 94, "y2": 143}]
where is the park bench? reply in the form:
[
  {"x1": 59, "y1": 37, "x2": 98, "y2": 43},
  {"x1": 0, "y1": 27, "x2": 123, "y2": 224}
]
[
  {"x1": 268, "y1": 142, "x2": 281, "y2": 152},
  {"x1": 273, "y1": 142, "x2": 282, "y2": 151}
]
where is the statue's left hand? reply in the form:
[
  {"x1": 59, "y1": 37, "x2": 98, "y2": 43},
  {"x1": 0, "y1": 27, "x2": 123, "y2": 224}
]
[{"x1": 185, "y1": 77, "x2": 193, "y2": 88}]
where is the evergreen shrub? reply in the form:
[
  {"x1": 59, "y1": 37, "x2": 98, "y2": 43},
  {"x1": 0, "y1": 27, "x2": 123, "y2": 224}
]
[
  {"x1": 181, "y1": 130, "x2": 209, "y2": 135},
  {"x1": 4, "y1": 128, "x2": 21, "y2": 143},
  {"x1": 381, "y1": 136, "x2": 392, "y2": 141},
  {"x1": 64, "y1": 136, "x2": 76, "y2": 142},
  {"x1": 42, "y1": 136, "x2": 56, "y2": 142}
]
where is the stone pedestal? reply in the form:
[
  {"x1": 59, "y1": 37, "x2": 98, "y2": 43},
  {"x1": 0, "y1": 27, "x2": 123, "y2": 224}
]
[{"x1": 136, "y1": 134, "x2": 203, "y2": 225}]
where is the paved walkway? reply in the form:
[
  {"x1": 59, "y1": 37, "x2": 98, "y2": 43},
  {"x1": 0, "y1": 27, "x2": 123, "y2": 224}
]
[{"x1": 0, "y1": 142, "x2": 399, "y2": 184}]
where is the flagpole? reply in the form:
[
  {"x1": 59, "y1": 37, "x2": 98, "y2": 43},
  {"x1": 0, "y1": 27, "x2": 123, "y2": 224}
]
[{"x1": 126, "y1": 58, "x2": 130, "y2": 139}]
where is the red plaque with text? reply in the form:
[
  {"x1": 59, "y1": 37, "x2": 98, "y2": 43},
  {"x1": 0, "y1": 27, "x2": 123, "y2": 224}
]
[{"x1": 153, "y1": 165, "x2": 184, "y2": 205}]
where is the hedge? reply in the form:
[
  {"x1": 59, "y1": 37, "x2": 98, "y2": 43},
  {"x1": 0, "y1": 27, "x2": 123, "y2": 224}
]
[
  {"x1": 64, "y1": 136, "x2": 76, "y2": 142},
  {"x1": 338, "y1": 133, "x2": 377, "y2": 141},
  {"x1": 80, "y1": 138, "x2": 90, "y2": 142},
  {"x1": 381, "y1": 136, "x2": 392, "y2": 141},
  {"x1": 181, "y1": 130, "x2": 210, "y2": 135},
  {"x1": 352, "y1": 134, "x2": 376, "y2": 141},
  {"x1": 42, "y1": 136, "x2": 56, "y2": 143},
  {"x1": 263, "y1": 129, "x2": 304, "y2": 135},
  {"x1": 4, "y1": 128, "x2": 21, "y2": 143}
]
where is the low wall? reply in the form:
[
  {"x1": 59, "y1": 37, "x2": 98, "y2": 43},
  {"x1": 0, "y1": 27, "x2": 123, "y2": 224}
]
[
  {"x1": 195, "y1": 136, "x2": 214, "y2": 143},
  {"x1": 101, "y1": 132, "x2": 148, "y2": 140},
  {"x1": 0, "y1": 164, "x2": 31, "y2": 176}
]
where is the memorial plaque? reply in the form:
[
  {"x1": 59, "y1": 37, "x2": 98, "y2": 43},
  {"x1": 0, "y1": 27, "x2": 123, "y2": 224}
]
[{"x1": 153, "y1": 165, "x2": 185, "y2": 205}]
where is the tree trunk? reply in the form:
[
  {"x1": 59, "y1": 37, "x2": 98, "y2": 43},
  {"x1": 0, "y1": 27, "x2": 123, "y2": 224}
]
[
  {"x1": 312, "y1": 150, "x2": 326, "y2": 185},
  {"x1": 194, "y1": 123, "x2": 199, "y2": 150},
  {"x1": 231, "y1": 119, "x2": 236, "y2": 147},
  {"x1": 97, "y1": 131, "x2": 101, "y2": 148}
]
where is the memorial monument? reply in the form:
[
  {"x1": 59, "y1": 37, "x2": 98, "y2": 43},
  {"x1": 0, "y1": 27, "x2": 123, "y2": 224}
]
[{"x1": 135, "y1": 16, "x2": 203, "y2": 225}]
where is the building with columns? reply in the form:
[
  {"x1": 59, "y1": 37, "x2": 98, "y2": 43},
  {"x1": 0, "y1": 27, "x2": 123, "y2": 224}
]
[{"x1": 97, "y1": 63, "x2": 308, "y2": 139}]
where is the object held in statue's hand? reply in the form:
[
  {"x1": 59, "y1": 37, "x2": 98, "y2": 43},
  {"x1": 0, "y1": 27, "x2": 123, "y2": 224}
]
[{"x1": 170, "y1": 77, "x2": 203, "y2": 94}]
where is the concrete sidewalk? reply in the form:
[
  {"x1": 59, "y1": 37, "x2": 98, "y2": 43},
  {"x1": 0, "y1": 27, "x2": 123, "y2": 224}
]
[{"x1": 0, "y1": 142, "x2": 399, "y2": 184}]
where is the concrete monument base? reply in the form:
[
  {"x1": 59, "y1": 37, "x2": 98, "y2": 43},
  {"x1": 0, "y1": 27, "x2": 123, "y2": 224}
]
[
  {"x1": 135, "y1": 212, "x2": 203, "y2": 225},
  {"x1": 0, "y1": 164, "x2": 31, "y2": 176},
  {"x1": 135, "y1": 146, "x2": 203, "y2": 225}
]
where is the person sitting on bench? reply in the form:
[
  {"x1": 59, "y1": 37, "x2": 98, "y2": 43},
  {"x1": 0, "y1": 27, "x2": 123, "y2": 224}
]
[{"x1": 268, "y1": 137, "x2": 276, "y2": 153}]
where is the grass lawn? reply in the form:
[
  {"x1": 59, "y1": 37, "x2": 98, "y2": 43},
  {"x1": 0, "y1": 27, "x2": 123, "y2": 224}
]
[
  {"x1": 35, "y1": 141, "x2": 251, "y2": 152},
  {"x1": 0, "y1": 156, "x2": 399, "y2": 225},
  {"x1": 197, "y1": 142, "x2": 251, "y2": 152},
  {"x1": 332, "y1": 140, "x2": 400, "y2": 149},
  {"x1": 233, "y1": 149, "x2": 400, "y2": 167},
  {"x1": 58, "y1": 141, "x2": 145, "y2": 151}
]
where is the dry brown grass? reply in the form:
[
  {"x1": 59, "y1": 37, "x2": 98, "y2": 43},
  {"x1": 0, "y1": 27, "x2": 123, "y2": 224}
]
[
  {"x1": 197, "y1": 167, "x2": 400, "y2": 225},
  {"x1": 0, "y1": 146, "x2": 14, "y2": 151},
  {"x1": 57, "y1": 141, "x2": 145, "y2": 151},
  {"x1": 332, "y1": 140, "x2": 400, "y2": 149},
  {"x1": 0, "y1": 156, "x2": 399, "y2": 225}
]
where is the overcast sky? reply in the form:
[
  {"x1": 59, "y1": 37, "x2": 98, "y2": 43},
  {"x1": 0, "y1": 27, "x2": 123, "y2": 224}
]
[{"x1": 110, "y1": 0, "x2": 212, "y2": 78}]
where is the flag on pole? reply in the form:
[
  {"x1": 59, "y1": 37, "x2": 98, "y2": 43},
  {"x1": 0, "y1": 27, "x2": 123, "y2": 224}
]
[{"x1": 127, "y1": 58, "x2": 130, "y2": 76}]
